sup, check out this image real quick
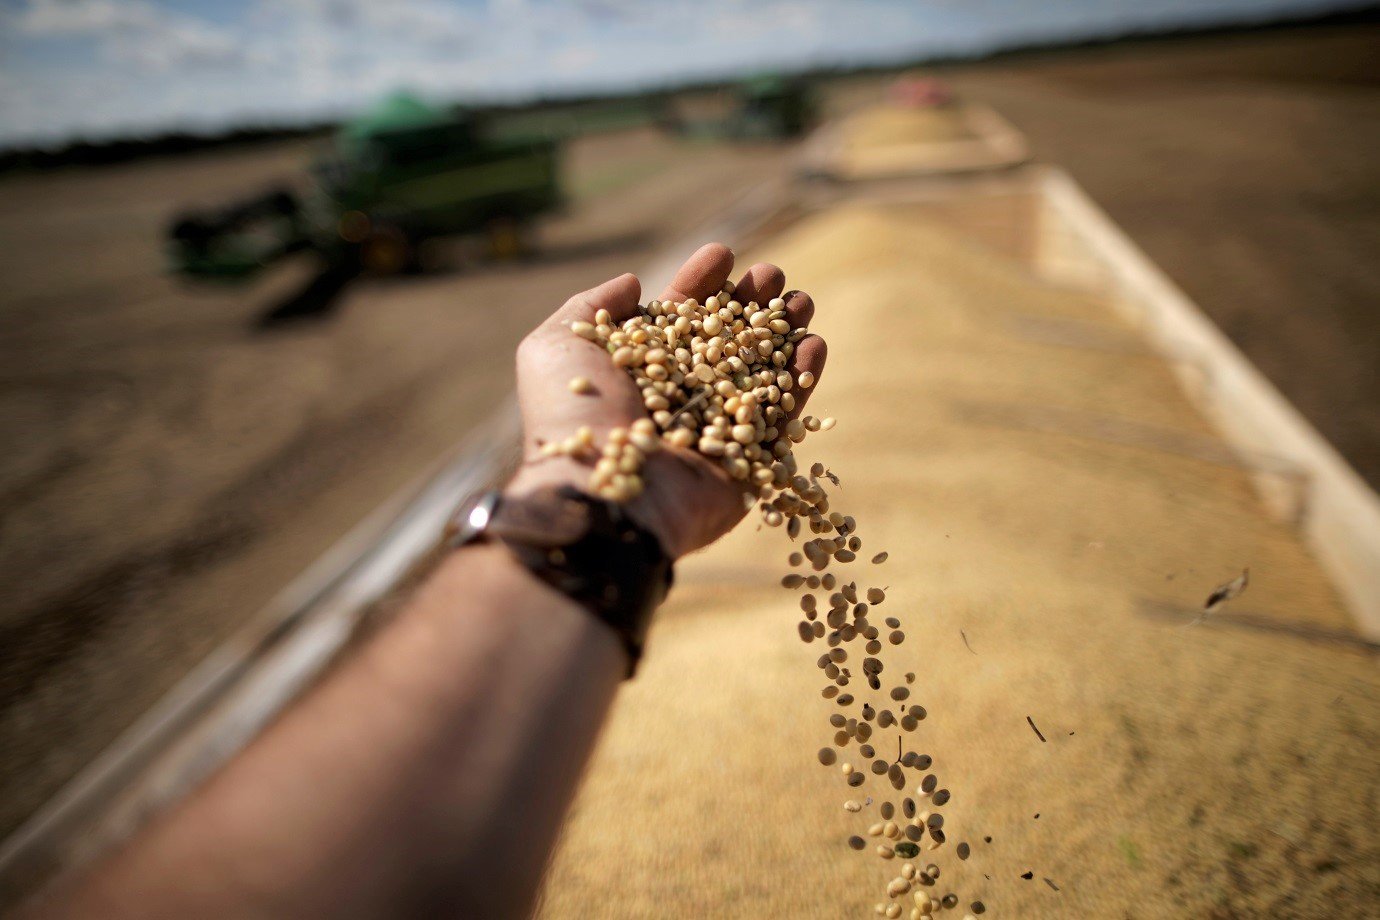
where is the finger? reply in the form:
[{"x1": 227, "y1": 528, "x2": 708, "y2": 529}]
[
  {"x1": 544, "y1": 272, "x2": 641, "y2": 331},
  {"x1": 659, "y1": 242, "x2": 735, "y2": 304},
  {"x1": 732, "y1": 262, "x2": 786, "y2": 307},
  {"x1": 782, "y1": 289, "x2": 814, "y2": 330},
  {"x1": 787, "y1": 333, "x2": 827, "y2": 420}
]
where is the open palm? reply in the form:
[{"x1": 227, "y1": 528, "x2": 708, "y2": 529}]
[{"x1": 509, "y1": 242, "x2": 828, "y2": 557}]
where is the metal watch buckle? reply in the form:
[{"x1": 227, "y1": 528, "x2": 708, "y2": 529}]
[{"x1": 444, "y1": 490, "x2": 502, "y2": 549}]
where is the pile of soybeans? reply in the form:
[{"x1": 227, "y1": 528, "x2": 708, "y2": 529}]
[
  {"x1": 841, "y1": 104, "x2": 975, "y2": 151},
  {"x1": 554, "y1": 279, "x2": 988, "y2": 918}
]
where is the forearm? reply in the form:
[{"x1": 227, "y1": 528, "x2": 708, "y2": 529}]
[{"x1": 49, "y1": 543, "x2": 624, "y2": 919}]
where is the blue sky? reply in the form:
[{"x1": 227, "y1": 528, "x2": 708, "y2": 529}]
[{"x1": 0, "y1": 0, "x2": 1365, "y2": 147}]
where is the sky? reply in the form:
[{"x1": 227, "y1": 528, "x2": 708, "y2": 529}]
[{"x1": 0, "y1": 0, "x2": 1367, "y2": 148}]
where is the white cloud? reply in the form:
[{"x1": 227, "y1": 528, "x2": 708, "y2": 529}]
[
  {"x1": 12, "y1": 0, "x2": 248, "y2": 70},
  {"x1": 14, "y1": 0, "x2": 155, "y2": 34},
  {"x1": 264, "y1": 0, "x2": 477, "y2": 44},
  {"x1": 0, "y1": 0, "x2": 1368, "y2": 146}
]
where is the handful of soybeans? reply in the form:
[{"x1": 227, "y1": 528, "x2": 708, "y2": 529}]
[{"x1": 552, "y1": 280, "x2": 832, "y2": 508}]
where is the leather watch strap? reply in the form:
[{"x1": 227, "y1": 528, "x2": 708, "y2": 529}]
[{"x1": 445, "y1": 485, "x2": 673, "y2": 677}]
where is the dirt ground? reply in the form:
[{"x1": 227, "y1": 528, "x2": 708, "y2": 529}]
[{"x1": 0, "y1": 17, "x2": 1377, "y2": 885}]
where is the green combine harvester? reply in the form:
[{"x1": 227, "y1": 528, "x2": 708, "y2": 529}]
[
  {"x1": 168, "y1": 92, "x2": 561, "y2": 280},
  {"x1": 665, "y1": 75, "x2": 816, "y2": 141},
  {"x1": 727, "y1": 75, "x2": 815, "y2": 139}
]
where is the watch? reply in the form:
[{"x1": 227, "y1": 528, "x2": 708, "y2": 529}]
[{"x1": 443, "y1": 485, "x2": 674, "y2": 677}]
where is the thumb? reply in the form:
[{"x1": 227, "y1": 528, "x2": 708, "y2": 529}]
[{"x1": 545, "y1": 272, "x2": 642, "y2": 330}]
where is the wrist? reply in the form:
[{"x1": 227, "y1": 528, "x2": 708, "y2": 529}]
[
  {"x1": 504, "y1": 455, "x2": 691, "y2": 559},
  {"x1": 460, "y1": 474, "x2": 673, "y2": 675}
]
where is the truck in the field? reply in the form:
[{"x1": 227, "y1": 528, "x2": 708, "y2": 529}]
[{"x1": 168, "y1": 93, "x2": 561, "y2": 280}]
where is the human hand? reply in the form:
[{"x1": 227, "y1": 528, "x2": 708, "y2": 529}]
[{"x1": 507, "y1": 243, "x2": 827, "y2": 558}]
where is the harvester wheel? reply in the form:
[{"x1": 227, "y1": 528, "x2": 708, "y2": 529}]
[
  {"x1": 360, "y1": 225, "x2": 413, "y2": 275},
  {"x1": 485, "y1": 217, "x2": 527, "y2": 262}
]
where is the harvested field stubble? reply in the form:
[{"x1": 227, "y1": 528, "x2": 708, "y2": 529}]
[{"x1": 537, "y1": 202, "x2": 1380, "y2": 918}]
